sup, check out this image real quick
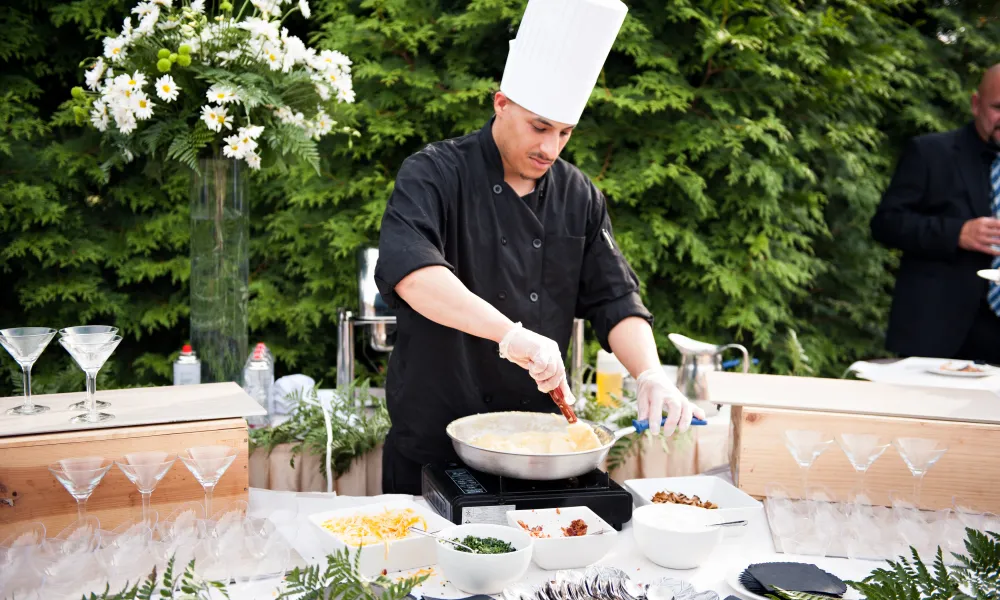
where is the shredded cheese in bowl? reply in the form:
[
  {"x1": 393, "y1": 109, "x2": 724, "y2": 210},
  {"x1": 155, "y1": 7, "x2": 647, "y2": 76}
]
[{"x1": 320, "y1": 507, "x2": 428, "y2": 554}]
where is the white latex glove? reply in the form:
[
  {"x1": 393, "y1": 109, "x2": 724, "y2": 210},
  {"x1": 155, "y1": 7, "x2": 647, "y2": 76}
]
[
  {"x1": 498, "y1": 323, "x2": 566, "y2": 393},
  {"x1": 636, "y1": 368, "x2": 705, "y2": 436}
]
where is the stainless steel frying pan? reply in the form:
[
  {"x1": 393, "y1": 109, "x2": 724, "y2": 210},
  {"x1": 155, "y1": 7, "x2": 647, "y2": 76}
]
[{"x1": 445, "y1": 411, "x2": 645, "y2": 480}]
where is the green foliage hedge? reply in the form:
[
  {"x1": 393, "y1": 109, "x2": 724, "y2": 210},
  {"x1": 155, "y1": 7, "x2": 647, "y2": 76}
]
[{"x1": 2, "y1": 0, "x2": 999, "y2": 396}]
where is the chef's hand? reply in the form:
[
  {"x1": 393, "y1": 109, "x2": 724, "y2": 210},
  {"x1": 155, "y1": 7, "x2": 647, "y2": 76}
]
[
  {"x1": 498, "y1": 323, "x2": 566, "y2": 393},
  {"x1": 636, "y1": 368, "x2": 705, "y2": 436}
]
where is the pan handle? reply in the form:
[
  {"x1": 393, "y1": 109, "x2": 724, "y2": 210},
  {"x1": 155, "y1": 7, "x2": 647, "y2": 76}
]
[{"x1": 612, "y1": 416, "x2": 708, "y2": 440}]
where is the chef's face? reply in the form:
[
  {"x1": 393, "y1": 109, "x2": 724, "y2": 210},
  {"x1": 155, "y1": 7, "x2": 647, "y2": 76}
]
[
  {"x1": 973, "y1": 65, "x2": 1000, "y2": 146},
  {"x1": 493, "y1": 92, "x2": 574, "y2": 180}
]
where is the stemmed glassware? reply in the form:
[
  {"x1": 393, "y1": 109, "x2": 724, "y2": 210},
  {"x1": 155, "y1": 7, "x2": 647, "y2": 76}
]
[
  {"x1": 49, "y1": 457, "x2": 113, "y2": 518},
  {"x1": 116, "y1": 451, "x2": 176, "y2": 524},
  {"x1": 892, "y1": 437, "x2": 948, "y2": 507},
  {"x1": 0, "y1": 327, "x2": 57, "y2": 415},
  {"x1": 60, "y1": 334, "x2": 122, "y2": 423},
  {"x1": 60, "y1": 326, "x2": 118, "y2": 410},
  {"x1": 179, "y1": 446, "x2": 239, "y2": 517},
  {"x1": 836, "y1": 433, "x2": 891, "y2": 498},
  {"x1": 784, "y1": 430, "x2": 834, "y2": 495}
]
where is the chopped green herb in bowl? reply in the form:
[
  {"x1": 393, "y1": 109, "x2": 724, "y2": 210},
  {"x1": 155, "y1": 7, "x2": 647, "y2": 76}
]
[{"x1": 449, "y1": 535, "x2": 516, "y2": 554}]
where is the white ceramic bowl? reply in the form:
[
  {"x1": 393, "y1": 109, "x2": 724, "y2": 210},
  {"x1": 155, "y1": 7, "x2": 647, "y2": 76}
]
[
  {"x1": 505, "y1": 506, "x2": 616, "y2": 570},
  {"x1": 435, "y1": 523, "x2": 533, "y2": 595},
  {"x1": 624, "y1": 475, "x2": 762, "y2": 537},
  {"x1": 632, "y1": 503, "x2": 724, "y2": 569}
]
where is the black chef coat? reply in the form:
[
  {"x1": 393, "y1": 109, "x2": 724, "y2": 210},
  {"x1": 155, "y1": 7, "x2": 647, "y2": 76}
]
[{"x1": 374, "y1": 117, "x2": 652, "y2": 486}]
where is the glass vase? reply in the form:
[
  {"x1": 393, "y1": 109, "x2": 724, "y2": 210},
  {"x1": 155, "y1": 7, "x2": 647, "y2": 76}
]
[{"x1": 189, "y1": 157, "x2": 249, "y2": 384}]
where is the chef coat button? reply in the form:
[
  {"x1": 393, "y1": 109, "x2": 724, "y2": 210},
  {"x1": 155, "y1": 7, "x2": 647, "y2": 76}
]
[
  {"x1": 483, "y1": 394, "x2": 493, "y2": 404},
  {"x1": 529, "y1": 292, "x2": 539, "y2": 302},
  {"x1": 532, "y1": 238, "x2": 542, "y2": 249},
  {"x1": 498, "y1": 291, "x2": 507, "y2": 301},
  {"x1": 501, "y1": 237, "x2": 507, "y2": 246},
  {"x1": 493, "y1": 184, "x2": 503, "y2": 194}
]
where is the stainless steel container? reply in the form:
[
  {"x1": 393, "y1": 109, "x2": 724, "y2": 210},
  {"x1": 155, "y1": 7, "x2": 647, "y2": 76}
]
[{"x1": 358, "y1": 247, "x2": 395, "y2": 352}]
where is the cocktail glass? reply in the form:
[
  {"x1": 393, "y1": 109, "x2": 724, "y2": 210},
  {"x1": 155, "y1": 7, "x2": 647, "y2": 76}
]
[
  {"x1": 178, "y1": 446, "x2": 239, "y2": 517},
  {"x1": 0, "y1": 327, "x2": 56, "y2": 415},
  {"x1": 892, "y1": 437, "x2": 948, "y2": 507},
  {"x1": 49, "y1": 457, "x2": 113, "y2": 518},
  {"x1": 784, "y1": 430, "x2": 834, "y2": 495},
  {"x1": 60, "y1": 326, "x2": 118, "y2": 410},
  {"x1": 836, "y1": 433, "x2": 891, "y2": 497},
  {"x1": 59, "y1": 335, "x2": 122, "y2": 423},
  {"x1": 115, "y1": 451, "x2": 176, "y2": 524}
]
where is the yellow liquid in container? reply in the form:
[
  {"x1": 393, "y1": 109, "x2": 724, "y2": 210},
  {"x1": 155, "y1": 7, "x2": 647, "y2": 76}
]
[{"x1": 596, "y1": 371, "x2": 623, "y2": 406}]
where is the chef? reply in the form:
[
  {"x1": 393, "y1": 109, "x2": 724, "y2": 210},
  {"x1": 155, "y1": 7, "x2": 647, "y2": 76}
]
[{"x1": 374, "y1": 0, "x2": 704, "y2": 495}]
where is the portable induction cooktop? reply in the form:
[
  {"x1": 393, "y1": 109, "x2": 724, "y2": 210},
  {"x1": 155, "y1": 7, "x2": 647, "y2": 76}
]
[{"x1": 421, "y1": 462, "x2": 634, "y2": 530}]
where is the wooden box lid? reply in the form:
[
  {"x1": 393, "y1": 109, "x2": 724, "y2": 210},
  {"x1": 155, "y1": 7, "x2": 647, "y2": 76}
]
[
  {"x1": 707, "y1": 371, "x2": 1000, "y2": 425},
  {"x1": 0, "y1": 382, "x2": 267, "y2": 438}
]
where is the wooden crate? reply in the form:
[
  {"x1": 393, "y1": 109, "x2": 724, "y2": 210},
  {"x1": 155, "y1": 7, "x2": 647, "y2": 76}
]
[
  {"x1": 729, "y1": 406, "x2": 999, "y2": 511},
  {"x1": 0, "y1": 418, "x2": 249, "y2": 538},
  {"x1": 710, "y1": 372, "x2": 1000, "y2": 512}
]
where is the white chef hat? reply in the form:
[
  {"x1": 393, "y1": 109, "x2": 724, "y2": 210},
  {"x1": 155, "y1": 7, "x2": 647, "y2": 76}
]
[{"x1": 500, "y1": 0, "x2": 628, "y2": 126}]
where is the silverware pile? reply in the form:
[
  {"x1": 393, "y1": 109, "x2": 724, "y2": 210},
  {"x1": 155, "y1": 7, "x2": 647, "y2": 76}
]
[{"x1": 500, "y1": 566, "x2": 720, "y2": 600}]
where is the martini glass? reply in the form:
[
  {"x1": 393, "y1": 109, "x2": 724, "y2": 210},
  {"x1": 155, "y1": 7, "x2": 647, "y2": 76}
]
[
  {"x1": 49, "y1": 457, "x2": 113, "y2": 518},
  {"x1": 836, "y1": 433, "x2": 891, "y2": 497},
  {"x1": 893, "y1": 437, "x2": 948, "y2": 507},
  {"x1": 0, "y1": 327, "x2": 57, "y2": 415},
  {"x1": 784, "y1": 430, "x2": 834, "y2": 496},
  {"x1": 59, "y1": 335, "x2": 122, "y2": 423},
  {"x1": 179, "y1": 446, "x2": 239, "y2": 517},
  {"x1": 60, "y1": 326, "x2": 118, "y2": 410},
  {"x1": 116, "y1": 451, "x2": 176, "y2": 524}
]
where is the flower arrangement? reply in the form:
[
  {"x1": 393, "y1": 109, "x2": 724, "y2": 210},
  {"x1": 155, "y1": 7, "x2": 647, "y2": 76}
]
[{"x1": 69, "y1": 0, "x2": 358, "y2": 174}]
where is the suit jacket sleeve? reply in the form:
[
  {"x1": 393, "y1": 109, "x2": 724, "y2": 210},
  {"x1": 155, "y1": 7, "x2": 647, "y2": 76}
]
[{"x1": 870, "y1": 139, "x2": 966, "y2": 259}]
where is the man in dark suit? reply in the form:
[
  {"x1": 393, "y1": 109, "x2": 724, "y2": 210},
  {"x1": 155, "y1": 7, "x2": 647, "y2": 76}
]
[{"x1": 871, "y1": 65, "x2": 1000, "y2": 364}]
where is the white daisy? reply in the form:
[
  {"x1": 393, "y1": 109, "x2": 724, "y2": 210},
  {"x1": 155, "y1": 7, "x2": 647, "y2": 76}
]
[
  {"x1": 311, "y1": 110, "x2": 333, "y2": 138},
  {"x1": 317, "y1": 49, "x2": 351, "y2": 69},
  {"x1": 238, "y1": 124, "x2": 264, "y2": 141},
  {"x1": 238, "y1": 17, "x2": 280, "y2": 41},
  {"x1": 222, "y1": 134, "x2": 246, "y2": 159},
  {"x1": 299, "y1": 0, "x2": 311, "y2": 18},
  {"x1": 154, "y1": 75, "x2": 180, "y2": 102},
  {"x1": 113, "y1": 107, "x2": 137, "y2": 134},
  {"x1": 250, "y1": 0, "x2": 282, "y2": 17},
  {"x1": 262, "y1": 42, "x2": 283, "y2": 71},
  {"x1": 121, "y1": 17, "x2": 134, "y2": 41},
  {"x1": 200, "y1": 105, "x2": 233, "y2": 132},
  {"x1": 132, "y1": 1, "x2": 156, "y2": 16},
  {"x1": 336, "y1": 86, "x2": 355, "y2": 103},
  {"x1": 244, "y1": 150, "x2": 261, "y2": 170},
  {"x1": 136, "y1": 9, "x2": 160, "y2": 36},
  {"x1": 84, "y1": 59, "x2": 106, "y2": 91},
  {"x1": 315, "y1": 83, "x2": 330, "y2": 101},
  {"x1": 90, "y1": 100, "x2": 109, "y2": 131},
  {"x1": 206, "y1": 84, "x2": 238, "y2": 105},
  {"x1": 190, "y1": 0, "x2": 206, "y2": 13},
  {"x1": 127, "y1": 71, "x2": 147, "y2": 91},
  {"x1": 131, "y1": 92, "x2": 154, "y2": 120},
  {"x1": 103, "y1": 36, "x2": 127, "y2": 63},
  {"x1": 158, "y1": 18, "x2": 180, "y2": 31},
  {"x1": 152, "y1": 0, "x2": 173, "y2": 6}
]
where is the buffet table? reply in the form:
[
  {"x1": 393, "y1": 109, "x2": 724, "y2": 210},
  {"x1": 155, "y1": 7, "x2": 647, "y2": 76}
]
[{"x1": 217, "y1": 485, "x2": 884, "y2": 600}]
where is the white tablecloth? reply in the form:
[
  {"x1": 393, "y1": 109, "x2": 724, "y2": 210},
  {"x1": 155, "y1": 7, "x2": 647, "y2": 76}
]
[
  {"x1": 849, "y1": 357, "x2": 1000, "y2": 392},
  {"x1": 221, "y1": 487, "x2": 885, "y2": 599}
]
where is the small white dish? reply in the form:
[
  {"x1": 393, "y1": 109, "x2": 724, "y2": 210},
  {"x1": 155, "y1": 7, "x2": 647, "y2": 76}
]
[
  {"x1": 925, "y1": 362, "x2": 996, "y2": 378},
  {"x1": 624, "y1": 475, "x2": 761, "y2": 535},
  {"x1": 505, "y1": 506, "x2": 616, "y2": 570},
  {"x1": 307, "y1": 499, "x2": 453, "y2": 577},
  {"x1": 632, "y1": 503, "x2": 724, "y2": 569},
  {"x1": 435, "y1": 523, "x2": 533, "y2": 595}
]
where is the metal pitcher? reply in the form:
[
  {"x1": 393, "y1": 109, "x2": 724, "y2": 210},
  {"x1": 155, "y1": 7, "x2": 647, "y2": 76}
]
[{"x1": 669, "y1": 333, "x2": 749, "y2": 416}]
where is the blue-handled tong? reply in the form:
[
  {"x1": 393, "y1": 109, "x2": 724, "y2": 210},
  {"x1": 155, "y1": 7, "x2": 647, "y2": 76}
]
[{"x1": 632, "y1": 415, "x2": 708, "y2": 434}]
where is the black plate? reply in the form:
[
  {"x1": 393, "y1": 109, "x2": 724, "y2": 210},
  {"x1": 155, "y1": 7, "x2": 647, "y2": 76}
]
[{"x1": 743, "y1": 562, "x2": 847, "y2": 597}]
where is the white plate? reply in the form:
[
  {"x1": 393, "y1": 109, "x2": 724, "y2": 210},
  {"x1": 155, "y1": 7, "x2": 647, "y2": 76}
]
[
  {"x1": 307, "y1": 499, "x2": 454, "y2": 576},
  {"x1": 623, "y1": 475, "x2": 762, "y2": 534},
  {"x1": 977, "y1": 269, "x2": 1000, "y2": 282},
  {"x1": 505, "y1": 506, "x2": 616, "y2": 570},
  {"x1": 725, "y1": 564, "x2": 861, "y2": 600},
  {"x1": 925, "y1": 362, "x2": 996, "y2": 378}
]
